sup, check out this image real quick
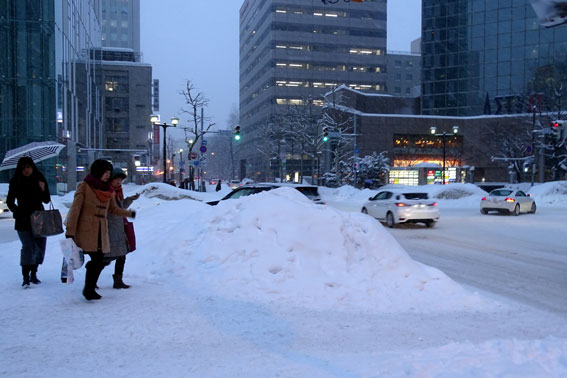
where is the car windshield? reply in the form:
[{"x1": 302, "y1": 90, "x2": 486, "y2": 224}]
[
  {"x1": 490, "y1": 189, "x2": 513, "y2": 196},
  {"x1": 402, "y1": 193, "x2": 428, "y2": 200}
]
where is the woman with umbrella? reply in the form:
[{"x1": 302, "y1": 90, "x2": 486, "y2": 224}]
[{"x1": 6, "y1": 157, "x2": 51, "y2": 287}]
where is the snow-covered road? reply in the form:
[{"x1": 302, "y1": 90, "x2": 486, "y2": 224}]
[{"x1": 328, "y1": 202, "x2": 567, "y2": 315}]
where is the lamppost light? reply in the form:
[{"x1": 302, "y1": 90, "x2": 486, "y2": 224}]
[
  {"x1": 150, "y1": 114, "x2": 159, "y2": 124},
  {"x1": 171, "y1": 117, "x2": 179, "y2": 126},
  {"x1": 430, "y1": 126, "x2": 437, "y2": 134},
  {"x1": 452, "y1": 125, "x2": 459, "y2": 134}
]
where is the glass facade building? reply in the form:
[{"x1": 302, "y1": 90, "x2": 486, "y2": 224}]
[
  {"x1": 1, "y1": 0, "x2": 103, "y2": 189},
  {"x1": 422, "y1": 0, "x2": 567, "y2": 116}
]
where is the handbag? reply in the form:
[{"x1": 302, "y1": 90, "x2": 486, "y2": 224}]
[
  {"x1": 30, "y1": 202, "x2": 64, "y2": 237},
  {"x1": 123, "y1": 218, "x2": 136, "y2": 252}
]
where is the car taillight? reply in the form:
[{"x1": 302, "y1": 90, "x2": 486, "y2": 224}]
[
  {"x1": 396, "y1": 203, "x2": 407, "y2": 207},
  {"x1": 429, "y1": 202, "x2": 438, "y2": 206},
  {"x1": 481, "y1": 197, "x2": 487, "y2": 201},
  {"x1": 505, "y1": 198, "x2": 515, "y2": 203}
]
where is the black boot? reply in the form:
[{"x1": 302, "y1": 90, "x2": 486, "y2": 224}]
[
  {"x1": 113, "y1": 274, "x2": 130, "y2": 289},
  {"x1": 21, "y1": 265, "x2": 31, "y2": 288},
  {"x1": 30, "y1": 265, "x2": 41, "y2": 284},
  {"x1": 83, "y1": 261, "x2": 102, "y2": 300}
]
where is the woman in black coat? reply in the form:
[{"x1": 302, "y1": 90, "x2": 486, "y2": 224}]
[{"x1": 6, "y1": 157, "x2": 51, "y2": 287}]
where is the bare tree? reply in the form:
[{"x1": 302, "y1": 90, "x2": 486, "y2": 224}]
[{"x1": 180, "y1": 80, "x2": 216, "y2": 156}]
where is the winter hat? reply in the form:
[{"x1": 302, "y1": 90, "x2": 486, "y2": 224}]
[
  {"x1": 110, "y1": 167, "x2": 127, "y2": 180},
  {"x1": 89, "y1": 159, "x2": 113, "y2": 179}
]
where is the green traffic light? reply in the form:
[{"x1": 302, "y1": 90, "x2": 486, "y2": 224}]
[
  {"x1": 234, "y1": 134, "x2": 241, "y2": 141},
  {"x1": 323, "y1": 136, "x2": 329, "y2": 142}
]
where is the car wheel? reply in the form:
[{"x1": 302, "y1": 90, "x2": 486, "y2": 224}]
[
  {"x1": 513, "y1": 204, "x2": 520, "y2": 216},
  {"x1": 425, "y1": 220, "x2": 436, "y2": 228},
  {"x1": 530, "y1": 202, "x2": 536, "y2": 214},
  {"x1": 361, "y1": 208, "x2": 368, "y2": 214},
  {"x1": 480, "y1": 208, "x2": 488, "y2": 215},
  {"x1": 386, "y1": 212, "x2": 395, "y2": 228}
]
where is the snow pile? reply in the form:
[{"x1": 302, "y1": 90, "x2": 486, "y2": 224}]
[
  {"x1": 137, "y1": 186, "x2": 484, "y2": 312},
  {"x1": 528, "y1": 181, "x2": 567, "y2": 207}
]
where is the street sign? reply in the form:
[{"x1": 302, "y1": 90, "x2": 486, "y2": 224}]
[
  {"x1": 354, "y1": 148, "x2": 359, "y2": 154},
  {"x1": 201, "y1": 140, "x2": 207, "y2": 146},
  {"x1": 329, "y1": 131, "x2": 341, "y2": 138},
  {"x1": 189, "y1": 152, "x2": 198, "y2": 160},
  {"x1": 193, "y1": 161, "x2": 199, "y2": 166},
  {"x1": 200, "y1": 145, "x2": 207, "y2": 153}
]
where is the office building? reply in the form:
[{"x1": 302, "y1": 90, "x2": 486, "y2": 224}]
[
  {"x1": 101, "y1": 0, "x2": 141, "y2": 58},
  {"x1": 421, "y1": 0, "x2": 567, "y2": 116},
  {"x1": 239, "y1": 0, "x2": 387, "y2": 180},
  {"x1": 90, "y1": 47, "x2": 153, "y2": 183}
]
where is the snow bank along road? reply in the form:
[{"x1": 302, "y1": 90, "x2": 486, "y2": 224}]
[{"x1": 339, "y1": 204, "x2": 567, "y2": 315}]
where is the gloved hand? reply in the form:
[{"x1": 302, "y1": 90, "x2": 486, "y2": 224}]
[{"x1": 130, "y1": 211, "x2": 136, "y2": 219}]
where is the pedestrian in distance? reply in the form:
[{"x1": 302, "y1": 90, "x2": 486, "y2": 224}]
[
  {"x1": 65, "y1": 159, "x2": 136, "y2": 301},
  {"x1": 105, "y1": 168, "x2": 140, "y2": 289},
  {"x1": 215, "y1": 180, "x2": 221, "y2": 192},
  {"x1": 6, "y1": 157, "x2": 51, "y2": 287}
]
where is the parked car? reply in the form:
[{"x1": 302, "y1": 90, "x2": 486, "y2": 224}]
[
  {"x1": 361, "y1": 190, "x2": 440, "y2": 228},
  {"x1": 207, "y1": 183, "x2": 325, "y2": 205},
  {"x1": 0, "y1": 197, "x2": 9, "y2": 216},
  {"x1": 228, "y1": 179, "x2": 241, "y2": 189},
  {"x1": 480, "y1": 188, "x2": 536, "y2": 215}
]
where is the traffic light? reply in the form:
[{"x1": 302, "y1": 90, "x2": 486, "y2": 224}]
[
  {"x1": 234, "y1": 125, "x2": 241, "y2": 141},
  {"x1": 552, "y1": 120, "x2": 564, "y2": 141},
  {"x1": 134, "y1": 155, "x2": 141, "y2": 167},
  {"x1": 322, "y1": 127, "x2": 329, "y2": 142}
]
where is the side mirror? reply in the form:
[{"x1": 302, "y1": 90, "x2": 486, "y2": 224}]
[{"x1": 368, "y1": 197, "x2": 373, "y2": 201}]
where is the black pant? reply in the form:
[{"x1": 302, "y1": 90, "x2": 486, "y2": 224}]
[
  {"x1": 114, "y1": 255, "x2": 126, "y2": 276},
  {"x1": 84, "y1": 252, "x2": 111, "y2": 290}
]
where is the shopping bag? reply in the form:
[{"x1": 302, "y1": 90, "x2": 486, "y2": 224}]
[
  {"x1": 59, "y1": 239, "x2": 84, "y2": 284},
  {"x1": 59, "y1": 238, "x2": 84, "y2": 269},
  {"x1": 30, "y1": 202, "x2": 63, "y2": 237},
  {"x1": 124, "y1": 218, "x2": 136, "y2": 252},
  {"x1": 60, "y1": 257, "x2": 74, "y2": 284}
]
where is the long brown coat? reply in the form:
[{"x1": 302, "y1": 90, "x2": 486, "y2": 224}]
[{"x1": 65, "y1": 182, "x2": 133, "y2": 253}]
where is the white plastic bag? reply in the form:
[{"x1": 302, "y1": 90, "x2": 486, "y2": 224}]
[
  {"x1": 59, "y1": 239, "x2": 84, "y2": 284},
  {"x1": 59, "y1": 238, "x2": 84, "y2": 269}
]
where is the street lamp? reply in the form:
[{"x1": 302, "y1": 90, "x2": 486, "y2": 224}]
[
  {"x1": 430, "y1": 125, "x2": 459, "y2": 185},
  {"x1": 151, "y1": 115, "x2": 178, "y2": 183}
]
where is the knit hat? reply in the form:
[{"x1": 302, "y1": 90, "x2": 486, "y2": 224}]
[
  {"x1": 110, "y1": 167, "x2": 127, "y2": 180},
  {"x1": 89, "y1": 159, "x2": 113, "y2": 179}
]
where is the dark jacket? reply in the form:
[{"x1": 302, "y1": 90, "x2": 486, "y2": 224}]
[{"x1": 6, "y1": 161, "x2": 51, "y2": 231}]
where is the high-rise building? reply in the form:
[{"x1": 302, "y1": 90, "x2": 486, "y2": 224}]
[
  {"x1": 1, "y1": 0, "x2": 103, "y2": 190},
  {"x1": 101, "y1": 0, "x2": 141, "y2": 57},
  {"x1": 239, "y1": 0, "x2": 387, "y2": 180},
  {"x1": 421, "y1": 0, "x2": 567, "y2": 116}
]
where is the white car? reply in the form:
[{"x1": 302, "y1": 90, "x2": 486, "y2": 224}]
[
  {"x1": 361, "y1": 190, "x2": 440, "y2": 228},
  {"x1": 480, "y1": 189, "x2": 536, "y2": 216}
]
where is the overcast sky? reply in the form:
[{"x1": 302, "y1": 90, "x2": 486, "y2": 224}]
[{"x1": 140, "y1": 0, "x2": 421, "y2": 141}]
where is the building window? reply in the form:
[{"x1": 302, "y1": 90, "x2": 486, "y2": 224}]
[{"x1": 406, "y1": 74, "x2": 413, "y2": 80}]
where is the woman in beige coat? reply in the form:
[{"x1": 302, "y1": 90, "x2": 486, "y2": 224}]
[{"x1": 65, "y1": 159, "x2": 135, "y2": 300}]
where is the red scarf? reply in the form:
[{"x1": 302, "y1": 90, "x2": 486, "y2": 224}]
[
  {"x1": 84, "y1": 174, "x2": 114, "y2": 203},
  {"x1": 114, "y1": 185, "x2": 124, "y2": 202}
]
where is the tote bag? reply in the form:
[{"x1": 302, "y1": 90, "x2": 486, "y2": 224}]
[{"x1": 30, "y1": 202, "x2": 64, "y2": 237}]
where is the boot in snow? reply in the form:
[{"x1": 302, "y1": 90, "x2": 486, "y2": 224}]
[
  {"x1": 21, "y1": 265, "x2": 31, "y2": 288},
  {"x1": 30, "y1": 265, "x2": 41, "y2": 284},
  {"x1": 113, "y1": 274, "x2": 130, "y2": 289}
]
